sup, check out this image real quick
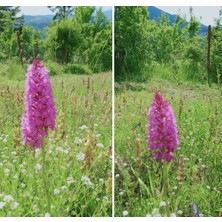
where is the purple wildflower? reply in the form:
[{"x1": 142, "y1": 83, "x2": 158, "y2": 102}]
[
  {"x1": 148, "y1": 92, "x2": 179, "y2": 162},
  {"x1": 21, "y1": 59, "x2": 56, "y2": 148},
  {"x1": 191, "y1": 203, "x2": 200, "y2": 217}
]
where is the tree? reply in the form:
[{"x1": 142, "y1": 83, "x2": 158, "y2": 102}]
[
  {"x1": 187, "y1": 7, "x2": 200, "y2": 38},
  {"x1": 48, "y1": 6, "x2": 74, "y2": 21},
  {"x1": 44, "y1": 19, "x2": 80, "y2": 63},
  {"x1": 74, "y1": 6, "x2": 95, "y2": 24},
  {"x1": 0, "y1": 6, "x2": 23, "y2": 32},
  {"x1": 115, "y1": 6, "x2": 150, "y2": 81}
]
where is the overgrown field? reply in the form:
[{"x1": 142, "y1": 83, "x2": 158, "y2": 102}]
[
  {"x1": 115, "y1": 78, "x2": 222, "y2": 217},
  {"x1": 0, "y1": 63, "x2": 112, "y2": 217}
]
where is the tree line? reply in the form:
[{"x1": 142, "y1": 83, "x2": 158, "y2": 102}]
[
  {"x1": 115, "y1": 6, "x2": 222, "y2": 84},
  {"x1": 0, "y1": 6, "x2": 112, "y2": 73}
]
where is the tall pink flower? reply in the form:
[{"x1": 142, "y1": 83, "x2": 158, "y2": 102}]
[
  {"x1": 21, "y1": 59, "x2": 56, "y2": 148},
  {"x1": 148, "y1": 92, "x2": 179, "y2": 162}
]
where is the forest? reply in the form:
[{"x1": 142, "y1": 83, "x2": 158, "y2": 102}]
[
  {"x1": 115, "y1": 6, "x2": 222, "y2": 84},
  {"x1": 0, "y1": 6, "x2": 112, "y2": 74}
]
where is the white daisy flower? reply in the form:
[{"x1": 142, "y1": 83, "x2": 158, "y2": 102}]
[
  {"x1": 123, "y1": 210, "x2": 128, "y2": 216},
  {"x1": 79, "y1": 125, "x2": 88, "y2": 130},
  {"x1": 170, "y1": 213, "x2": 177, "y2": 217},
  {"x1": 0, "y1": 202, "x2": 6, "y2": 209},
  {"x1": 54, "y1": 189, "x2": 60, "y2": 195},
  {"x1": 11, "y1": 202, "x2": 19, "y2": 209},
  {"x1": 4, "y1": 168, "x2": 10, "y2": 176},
  {"x1": 45, "y1": 212, "x2": 50, "y2": 217},
  {"x1": 4, "y1": 195, "x2": 14, "y2": 202},
  {"x1": 76, "y1": 152, "x2": 85, "y2": 161},
  {"x1": 67, "y1": 176, "x2": 75, "y2": 185},
  {"x1": 35, "y1": 164, "x2": 41, "y2": 171},
  {"x1": 96, "y1": 143, "x2": 104, "y2": 148},
  {"x1": 61, "y1": 186, "x2": 67, "y2": 190},
  {"x1": 81, "y1": 176, "x2": 93, "y2": 187},
  {"x1": 160, "y1": 201, "x2": 166, "y2": 207}
]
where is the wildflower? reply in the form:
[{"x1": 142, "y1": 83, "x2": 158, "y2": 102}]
[
  {"x1": 0, "y1": 202, "x2": 6, "y2": 209},
  {"x1": 96, "y1": 143, "x2": 104, "y2": 148},
  {"x1": 152, "y1": 208, "x2": 161, "y2": 217},
  {"x1": 4, "y1": 195, "x2": 14, "y2": 202},
  {"x1": 103, "y1": 196, "x2": 108, "y2": 201},
  {"x1": 99, "y1": 178, "x2": 104, "y2": 183},
  {"x1": 21, "y1": 183, "x2": 26, "y2": 188},
  {"x1": 11, "y1": 151, "x2": 17, "y2": 156},
  {"x1": 56, "y1": 147, "x2": 64, "y2": 152},
  {"x1": 79, "y1": 125, "x2": 88, "y2": 130},
  {"x1": 160, "y1": 201, "x2": 166, "y2": 207},
  {"x1": 170, "y1": 213, "x2": 177, "y2": 217},
  {"x1": 35, "y1": 149, "x2": 41, "y2": 156},
  {"x1": 13, "y1": 174, "x2": 18, "y2": 179},
  {"x1": 115, "y1": 174, "x2": 120, "y2": 178},
  {"x1": 54, "y1": 189, "x2": 60, "y2": 195},
  {"x1": 177, "y1": 210, "x2": 183, "y2": 215},
  {"x1": 63, "y1": 149, "x2": 69, "y2": 154},
  {"x1": 74, "y1": 137, "x2": 84, "y2": 145},
  {"x1": 35, "y1": 164, "x2": 41, "y2": 171},
  {"x1": 148, "y1": 92, "x2": 179, "y2": 162},
  {"x1": 11, "y1": 202, "x2": 19, "y2": 209},
  {"x1": 67, "y1": 176, "x2": 75, "y2": 185},
  {"x1": 76, "y1": 152, "x2": 85, "y2": 161},
  {"x1": 21, "y1": 59, "x2": 56, "y2": 148},
  {"x1": 21, "y1": 169, "x2": 27, "y2": 175},
  {"x1": 123, "y1": 210, "x2": 128, "y2": 216},
  {"x1": 191, "y1": 203, "x2": 200, "y2": 217},
  {"x1": 81, "y1": 176, "x2": 93, "y2": 187},
  {"x1": 61, "y1": 186, "x2": 67, "y2": 190},
  {"x1": 4, "y1": 169, "x2": 10, "y2": 176},
  {"x1": 33, "y1": 204, "x2": 40, "y2": 213},
  {"x1": 45, "y1": 212, "x2": 51, "y2": 217}
]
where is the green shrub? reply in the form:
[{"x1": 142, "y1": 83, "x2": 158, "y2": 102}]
[
  {"x1": 63, "y1": 63, "x2": 92, "y2": 75},
  {"x1": 44, "y1": 61, "x2": 63, "y2": 76},
  {"x1": 0, "y1": 61, "x2": 25, "y2": 81}
]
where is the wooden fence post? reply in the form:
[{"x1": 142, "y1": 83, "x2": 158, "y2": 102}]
[
  {"x1": 16, "y1": 31, "x2": 23, "y2": 67},
  {"x1": 207, "y1": 25, "x2": 211, "y2": 87}
]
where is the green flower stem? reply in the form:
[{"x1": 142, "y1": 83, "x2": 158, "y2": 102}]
[
  {"x1": 32, "y1": 149, "x2": 37, "y2": 196},
  {"x1": 42, "y1": 140, "x2": 51, "y2": 212},
  {"x1": 163, "y1": 161, "x2": 170, "y2": 216}
]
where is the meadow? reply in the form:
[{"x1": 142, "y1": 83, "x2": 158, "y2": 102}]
[
  {"x1": 115, "y1": 75, "x2": 222, "y2": 217},
  {"x1": 0, "y1": 62, "x2": 112, "y2": 217}
]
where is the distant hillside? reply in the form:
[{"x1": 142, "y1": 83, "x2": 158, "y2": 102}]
[
  {"x1": 148, "y1": 6, "x2": 208, "y2": 35},
  {"x1": 24, "y1": 9, "x2": 112, "y2": 31},
  {"x1": 24, "y1": 15, "x2": 54, "y2": 30}
]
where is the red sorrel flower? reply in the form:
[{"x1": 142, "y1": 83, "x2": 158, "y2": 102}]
[
  {"x1": 21, "y1": 59, "x2": 56, "y2": 148},
  {"x1": 148, "y1": 92, "x2": 179, "y2": 161}
]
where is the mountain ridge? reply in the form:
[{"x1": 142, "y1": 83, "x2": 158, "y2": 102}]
[
  {"x1": 148, "y1": 6, "x2": 208, "y2": 34},
  {"x1": 23, "y1": 10, "x2": 112, "y2": 30}
]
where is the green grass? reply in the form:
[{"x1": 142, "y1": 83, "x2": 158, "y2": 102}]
[
  {"x1": 0, "y1": 62, "x2": 112, "y2": 216},
  {"x1": 115, "y1": 76, "x2": 222, "y2": 217}
]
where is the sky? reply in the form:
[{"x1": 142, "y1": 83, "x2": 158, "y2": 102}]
[
  {"x1": 19, "y1": 6, "x2": 221, "y2": 26},
  {"x1": 157, "y1": 6, "x2": 221, "y2": 26},
  {"x1": 19, "y1": 6, "x2": 112, "y2": 16}
]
